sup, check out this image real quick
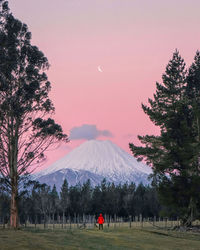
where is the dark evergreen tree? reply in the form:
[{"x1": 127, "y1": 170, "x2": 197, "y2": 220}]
[
  {"x1": 91, "y1": 185, "x2": 102, "y2": 215},
  {"x1": 60, "y1": 179, "x2": 69, "y2": 225},
  {"x1": 80, "y1": 180, "x2": 92, "y2": 215},
  {"x1": 49, "y1": 184, "x2": 59, "y2": 225},
  {"x1": 99, "y1": 178, "x2": 108, "y2": 214},
  {"x1": 0, "y1": 179, "x2": 163, "y2": 223},
  {"x1": 0, "y1": 189, "x2": 9, "y2": 226},
  {"x1": 123, "y1": 182, "x2": 136, "y2": 216},
  {"x1": 105, "y1": 183, "x2": 118, "y2": 216},
  {"x1": 134, "y1": 183, "x2": 146, "y2": 216},
  {"x1": 69, "y1": 184, "x2": 81, "y2": 216},
  {"x1": 129, "y1": 50, "x2": 200, "y2": 226}
]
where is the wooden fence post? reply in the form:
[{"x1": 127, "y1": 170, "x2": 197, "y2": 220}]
[
  {"x1": 114, "y1": 214, "x2": 116, "y2": 228},
  {"x1": 34, "y1": 214, "x2": 37, "y2": 229},
  {"x1": 93, "y1": 215, "x2": 96, "y2": 229},
  {"x1": 135, "y1": 216, "x2": 137, "y2": 227},
  {"x1": 129, "y1": 215, "x2": 132, "y2": 228},
  {"x1": 76, "y1": 214, "x2": 79, "y2": 228},
  {"x1": 153, "y1": 216, "x2": 156, "y2": 227},
  {"x1": 140, "y1": 214, "x2": 143, "y2": 228},
  {"x1": 69, "y1": 215, "x2": 71, "y2": 229},
  {"x1": 177, "y1": 217, "x2": 179, "y2": 227},
  {"x1": 83, "y1": 214, "x2": 86, "y2": 229},
  {"x1": 62, "y1": 212, "x2": 64, "y2": 229}
]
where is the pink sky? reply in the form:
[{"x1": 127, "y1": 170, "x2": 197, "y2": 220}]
[{"x1": 9, "y1": 0, "x2": 200, "y2": 170}]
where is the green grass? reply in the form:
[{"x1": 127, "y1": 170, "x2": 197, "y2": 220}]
[{"x1": 0, "y1": 227, "x2": 200, "y2": 250}]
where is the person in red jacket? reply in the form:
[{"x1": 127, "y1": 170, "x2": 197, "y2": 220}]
[{"x1": 97, "y1": 213, "x2": 104, "y2": 230}]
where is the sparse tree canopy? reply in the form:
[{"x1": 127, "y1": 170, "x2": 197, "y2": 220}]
[
  {"x1": 129, "y1": 50, "x2": 200, "y2": 226},
  {"x1": 0, "y1": 0, "x2": 68, "y2": 228}
]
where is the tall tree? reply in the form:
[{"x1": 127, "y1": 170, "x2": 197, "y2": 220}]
[
  {"x1": 91, "y1": 185, "x2": 102, "y2": 215},
  {"x1": 80, "y1": 180, "x2": 92, "y2": 215},
  {"x1": 0, "y1": 188, "x2": 9, "y2": 227},
  {"x1": 69, "y1": 184, "x2": 81, "y2": 216},
  {"x1": 129, "y1": 50, "x2": 200, "y2": 225},
  {"x1": 0, "y1": 1, "x2": 68, "y2": 228},
  {"x1": 33, "y1": 183, "x2": 51, "y2": 228},
  {"x1": 186, "y1": 51, "x2": 200, "y2": 160},
  {"x1": 49, "y1": 184, "x2": 59, "y2": 226},
  {"x1": 60, "y1": 179, "x2": 69, "y2": 227}
]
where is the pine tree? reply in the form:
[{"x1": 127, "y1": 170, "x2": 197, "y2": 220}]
[
  {"x1": 49, "y1": 184, "x2": 59, "y2": 226},
  {"x1": 60, "y1": 179, "x2": 69, "y2": 226},
  {"x1": 0, "y1": 1, "x2": 68, "y2": 228},
  {"x1": 80, "y1": 180, "x2": 92, "y2": 214},
  {"x1": 129, "y1": 50, "x2": 200, "y2": 225},
  {"x1": 91, "y1": 185, "x2": 102, "y2": 215},
  {"x1": 69, "y1": 184, "x2": 81, "y2": 216},
  {"x1": 186, "y1": 51, "x2": 200, "y2": 159}
]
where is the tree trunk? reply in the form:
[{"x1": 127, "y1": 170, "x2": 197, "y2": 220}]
[
  {"x1": 3, "y1": 216, "x2": 5, "y2": 229},
  {"x1": 57, "y1": 212, "x2": 59, "y2": 225},
  {"x1": 10, "y1": 179, "x2": 19, "y2": 229},
  {"x1": 35, "y1": 214, "x2": 37, "y2": 229},
  {"x1": 53, "y1": 213, "x2": 55, "y2": 229},
  {"x1": 44, "y1": 213, "x2": 46, "y2": 229},
  {"x1": 183, "y1": 197, "x2": 196, "y2": 227},
  {"x1": 62, "y1": 211, "x2": 64, "y2": 229}
]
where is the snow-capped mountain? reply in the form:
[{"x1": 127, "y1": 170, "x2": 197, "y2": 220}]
[{"x1": 34, "y1": 140, "x2": 152, "y2": 189}]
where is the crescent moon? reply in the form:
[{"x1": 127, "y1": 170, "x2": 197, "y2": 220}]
[{"x1": 98, "y1": 66, "x2": 103, "y2": 72}]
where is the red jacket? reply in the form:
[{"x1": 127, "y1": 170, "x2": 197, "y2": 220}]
[{"x1": 98, "y1": 214, "x2": 104, "y2": 224}]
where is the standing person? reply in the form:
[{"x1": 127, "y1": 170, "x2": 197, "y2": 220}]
[{"x1": 98, "y1": 213, "x2": 104, "y2": 230}]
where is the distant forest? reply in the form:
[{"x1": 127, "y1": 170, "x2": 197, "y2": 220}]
[{"x1": 0, "y1": 179, "x2": 167, "y2": 225}]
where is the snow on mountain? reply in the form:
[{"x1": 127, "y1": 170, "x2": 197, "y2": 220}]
[
  {"x1": 34, "y1": 140, "x2": 152, "y2": 187},
  {"x1": 36, "y1": 140, "x2": 151, "y2": 177},
  {"x1": 36, "y1": 168, "x2": 104, "y2": 191}
]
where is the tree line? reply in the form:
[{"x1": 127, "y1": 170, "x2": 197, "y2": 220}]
[{"x1": 0, "y1": 179, "x2": 162, "y2": 226}]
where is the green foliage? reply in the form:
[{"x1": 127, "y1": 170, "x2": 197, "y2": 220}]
[
  {"x1": 0, "y1": 189, "x2": 9, "y2": 223},
  {"x1": 129, "y1": 50, "x2": 200, "y2": 225},
  {"x1": 49, "y1": 185, "x2": 59, "y2": 214},
  {"x1": 0, "y1": 179, "x2": 161, "y2": 223},
  {"x1": 0, "y1": 0, "x2": 68, "y2": 227},
  {"x1": 60, "y1": 179, "x2": 69, "y2": 213},
  {"x1": 0, "y1": 0, "x2": 68, "y2": 184}
]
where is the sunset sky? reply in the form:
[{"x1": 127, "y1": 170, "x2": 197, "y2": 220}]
[{"x1": 9, "y1": 0, "x2": 200, "y2": 170}]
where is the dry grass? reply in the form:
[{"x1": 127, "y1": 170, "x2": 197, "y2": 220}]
[{"x1": 0, "y1": 226, "x2": 200, "y2": 250}]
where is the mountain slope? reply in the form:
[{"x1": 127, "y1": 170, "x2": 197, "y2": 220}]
[
  {"x1": 37, "y1": 168, "x2": 104, "y2": 190},
  {"x1": 34, "y1": 140, "x2": 152, "y2": 188}
]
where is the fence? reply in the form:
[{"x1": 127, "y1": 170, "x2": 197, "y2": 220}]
[{"x1": 1, "y1": 215, "x2": 198, "y2": 230}]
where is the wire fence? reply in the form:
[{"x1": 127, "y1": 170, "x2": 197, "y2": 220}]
[{"x1": 1, "y1": 215, "x2": 199, "y2": 230}]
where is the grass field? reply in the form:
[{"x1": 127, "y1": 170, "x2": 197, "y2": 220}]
[{"x1": 0, "y1": 226, "x2": 200, "y2": 250}]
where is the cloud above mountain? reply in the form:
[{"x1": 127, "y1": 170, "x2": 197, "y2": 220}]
[{"x1": 69, "y1": 124, "x2": 113, "y2": 140}]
